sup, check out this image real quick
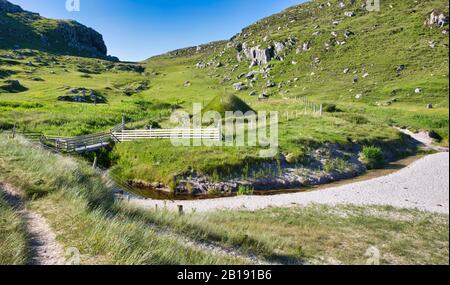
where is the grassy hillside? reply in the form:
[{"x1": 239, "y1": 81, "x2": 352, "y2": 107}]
[
  {"x1": 1, "y1": 136, "x2": 447, "y2": 265},
  {"x1": 191, "y1": 0, "x2": 449, "y2": 140},
  {"x1": 0, "y1": 0, "x2": 110, "y2": 59},
  {"x1": 0, "y1": 0, "x2": 448, "y2": 190},
  {"x1": 0, "y1": 135, "x2": 245, "y2": 265}
]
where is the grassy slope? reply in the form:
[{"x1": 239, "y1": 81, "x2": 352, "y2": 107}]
[
  {"x1": 195, "y1": 0, "x2": 449, "y2": 140},
  {"x1": 1, "y1": 135, "x2": 448, "y2": 265},
  {"x1": 0, "y1": 6, "x2": 106, "y2": 58},
  {"x1": 122, "y1": 204, "x2": 449, "y2": 265},
  {"x1": 0, "y1": 135, "x2": 244, "y2": 265},
  {"x1": 1, "y1": 0, "x2": 448, "y2": 185},
  {"x1": 0, "y1": 194, "x2": 28, "y2": 265}
]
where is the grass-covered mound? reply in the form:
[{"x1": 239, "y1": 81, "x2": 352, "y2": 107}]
[{"x1": 203, "y1": 93, "x2": 254, "y2": 116}]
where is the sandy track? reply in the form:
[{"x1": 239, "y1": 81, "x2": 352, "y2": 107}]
[
  {"x1": 129, "y1": 153, "x2": 449, "y2": 214},
  {"x1": 0, "y1": 183, "x2": 65, "y2": 265}
]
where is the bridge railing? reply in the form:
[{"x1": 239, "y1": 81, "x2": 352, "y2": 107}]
[
  {"x1": 55, "y1": 132, "x2": 112, "y2": 153},
  {"x1": 112, "y1": 128, "x2": 221, "y2": 142}
]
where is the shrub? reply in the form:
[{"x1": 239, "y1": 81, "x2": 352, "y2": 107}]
[
  {"x1": 361, "y1": 146, "x2": 384, "y2": 169},
  {"x1": 285, "y1": 150, "x2": 306, "y2": 164},
  {"x1": 322, "y1": 103, "x2": 340, "y2": 113},
  {"x1": 168, "y1": 177, "x2": 178, "y2": 193},
  {"x1": 428, "y1": 130, "x2": 443, "y2": 142},
  {"x1": 207, "y1": 187, "x2": 221, "y2": 196},
  {"x1": 237, "y1": 186, "x2": 254, "y2": 196}
]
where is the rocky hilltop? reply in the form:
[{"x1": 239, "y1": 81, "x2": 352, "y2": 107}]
[{"x1": 0, "y1": 0, "x2": 116, "y2": 60}]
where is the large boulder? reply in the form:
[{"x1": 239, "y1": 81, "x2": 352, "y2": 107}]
[
  {"x1": 233, "y1": 82, "x2": 247, "y2": 91},
  {"x1": 427, "y1": 10, "x2": 449, "y2": 28},
  {"x1": 58, "y1": 88, "x2": 106, "y2": 104},
  {"x1": 0, "y1": 79, "x2": 27, "y2": 93}
]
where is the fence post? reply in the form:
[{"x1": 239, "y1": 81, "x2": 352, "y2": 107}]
[
  {"x1": 319, "y1": 104, "x2": 323, "y2": 117},
  {"x1": 92, "y1": 157, "x2": 98, "y2": 169},
  {"x1": 178, "y1": 205, "x2": 184, "y2": 216},
  {"x1": 121, "y1": 115, "x2": 125, "y2": 131},
  {"x1": 12, "y1": 123, "x2": 16, "y2": 139}
]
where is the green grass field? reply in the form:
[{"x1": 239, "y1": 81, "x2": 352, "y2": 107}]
[
  {"x1": 1, "y1": 0, "x2": 448, "y2": 189},
  {"x1": 0, "y1": 136, "x2": 448, "y2": 265}
]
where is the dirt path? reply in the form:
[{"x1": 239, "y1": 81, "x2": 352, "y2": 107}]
[
  {"x1": 396, "y1": 127, "x2": 449, "y2": 152},
  {"x1": 0, "y1": 183, "x2": 65, "y2": 265}
]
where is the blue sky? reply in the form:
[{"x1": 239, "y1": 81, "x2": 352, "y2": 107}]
[{"x1": 10, "y1": 0, "x2": 305, "y2": 61}]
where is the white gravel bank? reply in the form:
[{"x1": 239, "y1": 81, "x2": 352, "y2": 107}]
[{"x1": 128, "y1": 153, "x2": 449, "y2": 214}]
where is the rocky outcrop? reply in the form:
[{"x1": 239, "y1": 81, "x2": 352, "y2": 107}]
[
  {"x1": 0, "y1": 0, "x2": 23, "y2": 13},
  {"x1": 58, "y1": 88, "x2": 106, "y2": 104},
  {"x1": 235, "y1": 37, "x2": 296, "y2": 67},
  {"x1": 1, "y1": 0, "x2": 115, "y2": 60},
  {"x1": 55, "y1": 21, "x2": 107, "y2": 57},
  {"x1": 239, "y1": 43, "x2": 275, "y2": 66}
]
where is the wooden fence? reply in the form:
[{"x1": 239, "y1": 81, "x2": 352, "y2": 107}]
[
  {"x1": 55, "y1": 132, "x2": 112, "y2": 153},
  {"x1": 112, "y1": 128, "x2": 221, "y2": 142},
  {"x1": 5, "y1": 119, "x2": 221, "y2": 153}
]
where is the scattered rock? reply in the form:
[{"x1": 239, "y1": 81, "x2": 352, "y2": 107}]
[
  {"x1": 0, "y1": 79, "x2": 28, "y2": 93},
  {"x1": 58, "y1": 88, "x2": 106, "y2": 104},
  {"x1": 274, "y1": 42, "x2": 286, "y2": 53},
  {"x1": 266, "y1": 80, "x2": 275, "y2": 88},
  {"x1": 427, "y1": 10, "x2": 449, "y2": 28},
  {"x1": 396, "y1": 65, "x2": 406, "y2": 73},
  {"x1": 344, "y1": 11, "x2": 356, "y2": 17},
  {"x1": 245, "y1": 71, "x2": 256, "y2": 79},
  {"x1": 344, "y1": 30, "x2": 354, "y2": 38},
  {"x1": 233, "y1": 82, "x2": 247, "y2": 91},
  {"x1": 258, "y1": 93, "x2": 269, "y2": 100},
  {"x1": 302, "y1": 41, "x2": 311, "y2": 52}
]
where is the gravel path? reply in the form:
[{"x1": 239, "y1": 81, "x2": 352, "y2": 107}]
[
  {"x1": 0, "y1": 183, "x2": 65, "y2": 265},
  {"x1": 129, "y1": 153, "x2": 449, "y2": 214}
]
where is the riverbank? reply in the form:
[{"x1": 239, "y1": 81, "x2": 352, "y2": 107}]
[{"x1": 127, "y1": 152, "x2": 449, "y2": 214}]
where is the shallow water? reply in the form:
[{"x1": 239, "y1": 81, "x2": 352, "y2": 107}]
[{"x1": 122, "y1": 155, "x2": 424, "y2": 201}]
